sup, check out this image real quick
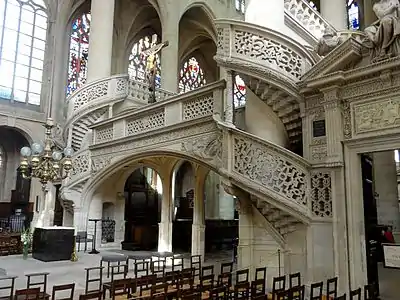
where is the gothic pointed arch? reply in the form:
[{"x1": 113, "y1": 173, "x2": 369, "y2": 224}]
[
  {"x1": 0, "y1": 0, "x2": 48, "y2": 106},
  {"x1": 66, "y1": 12, "x2": 90, "y2": 96}
]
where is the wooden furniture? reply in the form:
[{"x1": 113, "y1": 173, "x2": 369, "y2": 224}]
[
  {"x1": 25, "y1": 272, "x2": 50, "y2": 300},
  {"x1": 78, "y1": 291, "x2": 102, "y2": 300},
  {"x1": 85, "y1": 267, "x2": 103, "y2": 294},
  {"x1": 0, "y1": 275, "x2": 17, "y2": 300},
  {"x1": 15, "y1": 287, "x2": 40, "y2": 300},
  {"x1": 76, "y1": 231, "x2": 93, "y2": 252},
  {"x1": 0, "y1": 233, "x2": 22, "y2": 256},
  {"x1": 51, "y1": 283, "x2": 75, "y2": 300},
  {"x1": 100, "y1": 254, "x2": 128, "y2": 278}
]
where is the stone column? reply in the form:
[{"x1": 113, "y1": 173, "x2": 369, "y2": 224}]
[
  {"x1": 86, "y1": 0, "x2": 115, "y2": 82},
  {"x1": 161, "y1": 20, "x2": 179, "y2": 93},
  {"x1": 158, "y1": 174, "x2": 173, "y2": 252},
  {"x1": 320, "y1": 0, "x2": 348, "y2": 30},
  {"x1": 237, "y1": 197, "x2": 254, "y2": 274},
  {"x1": 192, "y1": 165, "x2": 207, "y2": 261},
  {"x1": 220, "y1": 68, "x2": 234, "y2": 125},
  {"x1": 373, "y1": 151, "x2": 400, "y2": 236}
]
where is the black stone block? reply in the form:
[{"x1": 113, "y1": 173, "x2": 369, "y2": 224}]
[{"x1": 32, "y1": 227, "x2": 74, "y2": 262}]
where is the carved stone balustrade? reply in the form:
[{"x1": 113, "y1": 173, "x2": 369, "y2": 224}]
[
  {"x1": 217, "y1": 121, "x2": 312, "y2": 222},
  {"x1": 128, "y1": 80, "x2": 174, "y2": 104},
  {"x1": 215, "y1": 19, "x2": 315, "y2": 84},
  {"x1": 68, "y1": 149, "x2": 91, "y2": 187},
  {"x1": 90, "y1": 80, "x2": 226, "y2": 146},
  {"x1": 284, "y1": 0, "x2": 336, "y2": 44}
]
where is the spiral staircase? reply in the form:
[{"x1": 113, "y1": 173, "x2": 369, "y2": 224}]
[{"x1": 61, "y1": 0, "x2": 336, "y2": 242}]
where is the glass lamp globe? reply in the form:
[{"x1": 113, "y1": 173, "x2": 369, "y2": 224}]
[
  {"x1": 63, "y1": 147, "x2": 74, "y2": 157},
  {"x1": 20, "y1": 147, "x2": 31, "y2": 157},
  {"x1": 52, "y1": 151, "x2": 62, "y2": 161},
  {"x1": 31, "y1": 142, "x2": 44, "y2": 155}
]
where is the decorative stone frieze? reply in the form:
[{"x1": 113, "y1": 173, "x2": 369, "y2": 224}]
[
  {"x1": 310, "y1": 171, "x2": 332, "y2": 218},
  {"x1": 181, "y1": 133, "x2": 222, "y2": 164}
]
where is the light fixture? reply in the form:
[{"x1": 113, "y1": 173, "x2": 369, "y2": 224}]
[{"x1": 19, "y1": 118, "x2": 74, "y2": 189}]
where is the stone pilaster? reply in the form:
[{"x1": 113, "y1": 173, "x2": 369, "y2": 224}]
[
  {"x1": 86, "y1": 0, "x2": 115, "y2": 82},
  {"x1": 220, "y1": 68, "x2": 234, "y2": 124},
  {"x1": 192, "y1": 165, "x2": 207, "y2": 261},
  {"x1": 32, "y1": 183, "x2": 56, "y2": 228},
  {"x1": 161, "y1": 19, "x2": 179, "y2": 93},
  {"x1": 321, "y1": 87, "x2": 343, "y2": 165},
  {"x1": 158, "y1": 173, "x2": 173, "y2": 252}
]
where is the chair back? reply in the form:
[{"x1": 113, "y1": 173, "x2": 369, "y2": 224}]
[
  {"x1": 255, "y1": 267, "x2": 266, "y2": 281},
  {"x1": 217, "y1": 272, "x2": 232, "y2": 287},
  {"x1": 51, "y1": 283, "x2": 75, "y2": 300},
  {"x1": 201, "y1": 265, "x2": 214, "y2": 277},
  {"x1": 190, "y1": 255, "x2": 202, "y2": 278},
  {"x1": 220, "y1": 261, "x2": 233, "y2": 274},
  {"x1": 272, "y1": 275, "x2": 286, "y2": 295},
  {"x1": 79, "y1": 291, "x2": 102, "y2": 300},
  {"x1": 234, "y1": 281, "x2": 250, "y2": 298},
  {"x1": 327, "y1": 277, "x2": 338, "y2": 298},
  {"x1": 111, "y1": 278, "x2": 133, "y2": 300},
  {"x1": 134, "y1": 260, "x2": 149, "y2": 278},
  {"x1": 290, "y1": 284, "x2": 305, "y2": 300},
  {"x1": 251, "y1": 279, "x2": 265, "y2": 297},
  {"x1": 26, "y1": 272, "x2": 49, "y2": 294},
  {"x1": 334, "y1": 295, "x2": 347, "y2": 300},
  {"x1": 182, "y1": 291, "x2": 201, "y2": 300},
  {"x1": 199, "y1": 274, "x2": 214, "y2": 291},
  {"x1": 277, "y1": 289, "x2": 290, "y2": 300},
  {"x1": 364, "y1": 283, "x2": 378, "y2": 300},
  {"x1": 172, "y1": 255, "x2": 184, "y2": 272},
  {"x1": 350, "y1": 288, "x2": 361, "y2": 300},
  {"x1": 151, "y1": 259, "x2": 166, "y2": 277},
  {"x1": 310, "y1": 281, "x2": 323, "y2": 300},
  {"x1": 210, "y1": 285, "x2": 228, "y2": 300},
  {"x1": 15, "y1": 287, "x2": 40, "y2": 300},
  {"x1": 0, "y1": 275, "x2": 16, "y2": 299},
  {"x1": 289, "y1": 272, "x2": 301, "y2": 288},
  {"x1": 236, "y1": 269, "x2": 249, "y2": 284}
]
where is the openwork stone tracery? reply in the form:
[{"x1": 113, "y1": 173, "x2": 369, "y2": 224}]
[{"x1": 310, "y1": 172, "x2": 332, "y2": 218}]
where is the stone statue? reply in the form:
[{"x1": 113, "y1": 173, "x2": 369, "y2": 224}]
[
  {"x1": 364, "y1": 0, "x2": 400, "y2": 60},
  {"x1": 316, "y1": 27, "x2": 343, "y2": 56}
]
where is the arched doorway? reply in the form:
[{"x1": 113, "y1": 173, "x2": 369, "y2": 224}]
[
  {"x1": 172, "y1": 161, "x2": 194, "y2": 252},
  {"x1": 122, "y1": 167, "x2": 162, "y2": 251},
  {"x1": 0, "y1": 127, "x2": 32, "y2": 230}
]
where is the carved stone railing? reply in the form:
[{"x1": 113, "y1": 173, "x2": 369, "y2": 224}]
[
  {"x1": 218, "y1": 121, "x2": 311, "y2": 221},
  {"x1": 215, "y1": 19, "x2": 315, "y2": 83},
  {"x1": 284, "y1": 0, "x2": 336, "y2": 43},
  {"x1": 90, "y1": 80, "x2": 226, "y2": 146},
  {"x1": 68, "y1": 148, "x2": 91, "y2": 187},
  {"x1": 128, "y1": 80, "x2": 175, "y2": 103}
]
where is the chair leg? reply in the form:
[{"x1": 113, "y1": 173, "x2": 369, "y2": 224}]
[
  {"x1": 84, "y1": 240, "x2": 87, "y2": 252},
  {"x1": 107, "y1": 261, "x2": 110, "y2": 278}
]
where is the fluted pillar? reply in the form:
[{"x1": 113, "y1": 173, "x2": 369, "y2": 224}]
[
  {"x1": 158, "y1": 174, "x2": 173, "y2": 252},
  {"x1": 86, "y1": 0, "x2": 115, "y2": 82},
  {"x1": 320, "y1": 0, "x2": 348, "y2": 30}
]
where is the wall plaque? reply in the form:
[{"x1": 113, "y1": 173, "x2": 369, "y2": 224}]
[
  {"x1": 383, "y1": 244, "x2": 400, "y2": 269},
  {"x1": 312, "y1": 120, "x2": 326, "y2": 137}
]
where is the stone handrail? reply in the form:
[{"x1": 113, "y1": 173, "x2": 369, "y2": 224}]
[
  {"x1": 215, "y1": 19, "x2": 316, "y2": 82},
  {"x1": 90, "y1": 80, "x2": 226, "y2": 145},
  {"x1": 128, "y1": 80, "x2": 175, "y2": 103},
  {"x1": 68, "y1": 148, "x2": 91, "y2": 186},
  {"x1": 284, "y1": 0, "x2": 336, "y2": 43},
  {"x1": 218, "y1": 121, "x2": 311, "y2": 220}
]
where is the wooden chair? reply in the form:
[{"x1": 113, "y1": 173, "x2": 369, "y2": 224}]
[
  {"x1": 255, "y1": 267, "x2": 266, "y2": 281},
  {"x1": 334, "y1": 295, "x2": 346, "y2": 300},
  {"x1": 350, "y1": 288, "x2": 361, "y2": 300},
  {"x1": 15, "y1": 288, "x2": 40, "y2": 300},
  {"x1": 252, "y1": 295, "x2": 267, "y2": 300},
  {"x1": 202, "y1": 266, "x2": 215, "y2": 277},
  {"x1": 51, "y1": 283, "x2": 75, "y2": 300},
  {"x1": 310, "y1": 281, "x2": 323, "y2": 300},
  {"x1": 210, "y1": 285, "x2": 228, "y2": 300},
  {"x1": 217, "y1": 273, "x2": 232, "y2": 288},
  {"x1": 250, "y1": 279, "x2": 265, "y2": 298},
  {"x1": 326, "y1": 277, "x2": 338, "y2": 299},
  {"x1": 289, "y1": 272, "x2": 301, "y2": 288},
  {"x1": 25, "y1": 272, "x2": 50, "y2": 300},
  {"x1": 78, "y1": 291, "x2": 102, "y2": 300},
  {"x1": 235, "y1": 269, "x2": 249, "y2": 284},
  {"x1": 198, "y1": 274, "x2": 215, "y2": 292},
  {"x1": 182, "y1": 291, "x2": 201, "y2": 300},
  {"x1": 136, "y1": 274, "x2": 156, "y2": 297},
  {"x1": 134, "y1": 260, "x2": 149, "y2": 278},
  {"x1": 276, "y1": 289, "x2": 290, "y2": 300},
  {"x1": 76, "y1": 231, "x2": 93, "y2": 252},
  {"x1": 267, "y1": 276, "x2": 285, "y2": 300},
  {"x1": 290, "y1": 285, "x2": 305, "y2": 300},
  {"x1": 84, "y1": 267, "x2": 103, "y2": 294},
  {"x1": 102, "y1": 264, "x2": 127, "y2": 298},
  {"x1": 150, "y1": 282, "x2": 168, "y2": 297},
  {"x1": 172, "y1": 255, "x2": 184, "y2": 272},
  {"x1": 0, "y1": 275, "x2": 16, "y2": 300},
  {"x1": 231, "y1": 281, "x2": 250, "y2": 299},
  {"x1": 220, "y1": 262, "x2": 233, "y2": 274},
  {"x1": 109, "y1": 278, "x2": 133, "y2": 300},
  {"x1": 190, "y1": 255, "x2": 202, "y2": 279},
  {"x1": 151, "y1": 260, "x2": 166, "y2": 277}
]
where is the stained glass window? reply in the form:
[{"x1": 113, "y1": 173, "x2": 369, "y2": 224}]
[
  {"x1": 66, "y1": 13, "x2": 90, "y2": 97},
  {"x1": 179, "y1": 57, "x2": 206, "y2": 94},
  {"x1": 128, "y1": 34, "x2": 161, "y2": 88},
  {"x1": 347, "y1": 0, "x2": 360, "y2": 30},
  {"x1": 0, "y1": 0, "x2": 48, "y2": 106},
  {"x1": 233, "y1": 75, "x2": 246, "y2": 107},
  {"x1": 235, "y1": 0, "x2": 245, "y2": 14}
]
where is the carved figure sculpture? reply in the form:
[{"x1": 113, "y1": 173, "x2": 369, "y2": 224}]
[
  {"x1": 315, "y1": 27, "x2": 343, "y2": 56},
  {"x1": 364, "y1": 0, "x2": 400, "y2": 60}
]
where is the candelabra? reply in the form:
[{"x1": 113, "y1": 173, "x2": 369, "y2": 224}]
[{"x1": 19, "y1": 118, "x2": 74, "y2": 188}]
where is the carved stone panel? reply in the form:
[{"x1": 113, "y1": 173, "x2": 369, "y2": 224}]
[
  {"x1": 310, "y1": 172, "x2": 332, "y2": 218},
  {"x1": 181, "y1": 133, "x2": 222, "y2": 164},
  {"x1": 353, "y1": 98, "x2": 400, "y2": 135}
]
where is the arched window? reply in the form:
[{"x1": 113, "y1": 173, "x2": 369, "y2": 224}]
[
  {"x1": 66, "y1": 13, "x2": 91, "y2": 96},
  {"x1": 0, "y1": 0, "x2": 48, "y2": 106},
  {"x1": 347, "y1": 0, "x2": 360, "y2": 30},
  {"x1": 233, "y1": 75, "x2": 246, "y2": 107},
  {"x1": 128, "y1": 34, "x2": 161, "y2": 87},
  {"x1": 178, "y1": 57, "x2": 206, "y2": 94}
]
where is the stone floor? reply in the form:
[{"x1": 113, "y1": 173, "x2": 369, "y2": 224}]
[
  {"x1": 0, "y1": 251, "x2": 399, "y2": 299},
  {"x1": 0, "y1": 249, "x2": 234, "y2": 298}
]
